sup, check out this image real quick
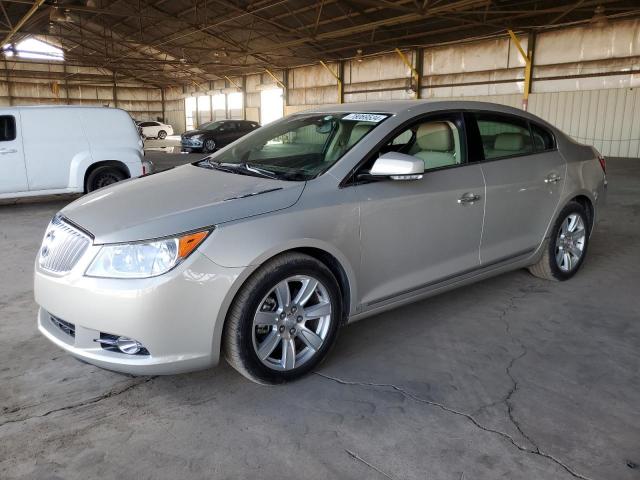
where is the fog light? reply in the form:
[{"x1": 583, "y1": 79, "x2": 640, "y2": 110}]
[
  {"x1": 94, "y1": 335, "x2": 147, "y2": 355},
  {"x1": 116, "y1": 337, "x2": 143, "y2": 355}
]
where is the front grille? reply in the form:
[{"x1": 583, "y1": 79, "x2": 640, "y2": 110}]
[
  {"x1": 38, "y1": 216, "x2": 91, "y2": 274},
  {"x1": 50, "y1": 315, "x2": 75, "y2": 338}
]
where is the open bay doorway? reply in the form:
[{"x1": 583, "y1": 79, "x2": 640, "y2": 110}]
[{"x1": 260, "y1": 88, "x2": 284, "y2": 125}]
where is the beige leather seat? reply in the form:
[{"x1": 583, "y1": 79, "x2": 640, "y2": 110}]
[
  {"x1": 486, "y1": 132, "x2": 526, "y2": 158},
  {"x1": 413, "y1": 122, "x2": 457, "y2": 169}
]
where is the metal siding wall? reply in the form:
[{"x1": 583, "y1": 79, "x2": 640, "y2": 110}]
[{"x1": 450, "y1": 89, "x2": 640, "y2": 157}]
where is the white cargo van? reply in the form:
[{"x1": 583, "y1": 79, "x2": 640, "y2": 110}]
[{"x1": 0, "y1": 106, "x2": 145, "y2": 199}]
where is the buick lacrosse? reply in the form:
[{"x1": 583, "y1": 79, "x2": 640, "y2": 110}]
[{"x1": 35, "y1": 101, "x2": 606, "y2": 384}]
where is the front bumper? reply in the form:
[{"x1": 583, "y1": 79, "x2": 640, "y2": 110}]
[
  {"x1": 35, "y1": 249, "x2": 243, "y2": 375},
  {"x1": 181, "y1": 137, "x2": 203, "y2": 151}
]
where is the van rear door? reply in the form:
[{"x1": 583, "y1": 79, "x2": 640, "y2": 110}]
[{"x1": 0, "y1": 111, "x2": 28, "y2": 195}]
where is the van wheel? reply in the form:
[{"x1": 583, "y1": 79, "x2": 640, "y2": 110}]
[
  {"x1": 157, "y1": 130, "x2": 167, "y2": 140},
  {"x1": 223, "y1": 253, "x2": 342, "y2": 384},
  {"x1": 86, "y1": 166, "x2": 126, "y2": 192}
]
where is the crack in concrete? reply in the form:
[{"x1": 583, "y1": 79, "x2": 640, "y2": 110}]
[
  {"x1": 0, "y1": 376, "x2": 156, "y2": 429},
  {"x1": 316, "y1": 372, "x2": 592, "y2": 480},
  {"x1": 345, "y1": 448, "x2": 397, "y2": 479},
  {"x1": 315, "y1": 284, "x2": 593, "y2": 480}
]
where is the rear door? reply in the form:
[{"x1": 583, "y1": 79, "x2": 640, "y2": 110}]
[
  {"x1": 470, "y1": 112, "x2": 566, "y2": 264},
  {"x1": 0, "y1": 111, "x2": 28, "y2": 194}
]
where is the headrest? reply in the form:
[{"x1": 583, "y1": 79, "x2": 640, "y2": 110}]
[
  {"x1": 416, "y1": 122, "x2": 453, "y2": 151},
  {"x1": 347, "y1": 123, "x2": 373, "y2": 146},
  {"x1": 494, "y1": 132, "x2": 525, "y2": 151}
]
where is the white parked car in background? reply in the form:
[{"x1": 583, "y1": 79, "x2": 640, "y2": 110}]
[
  {"x1": 0, "y1": 106, "x2": 145, "y2": 199},
  {"x1": 138, "y1": 121, "x2": 173, "y2": 139}
]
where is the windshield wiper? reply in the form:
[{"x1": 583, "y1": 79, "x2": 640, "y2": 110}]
[
  {"x1": 202, "y1": 160, "x2": 304, "y2": 181},
  {"x1": 242, "y1": 163, "x2": 280, "y2": 179}
]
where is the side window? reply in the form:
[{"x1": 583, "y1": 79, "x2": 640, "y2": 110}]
[
  {"x1": 474, "y1": 113, "x2": 533, "y2": 159},
  {"x1": 140, "y1": 122, "x2": 153, "y2": 127},
  {"x1": 384, "y1": 115, "x2": 464, "y2": 171},
  {"x1": 531, "y1": 123, "x2": 555, "y2": 151},
  {"x1": 0, "y1": 116, "x2": 16, "y2": 141}
]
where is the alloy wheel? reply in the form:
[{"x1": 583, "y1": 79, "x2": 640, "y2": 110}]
[
  {"x1": 252, "y1": 275, "x2": 332, "y2": 371},
  {"x1": 555, "y1": 213, "x2": 586, "y2": 272}
]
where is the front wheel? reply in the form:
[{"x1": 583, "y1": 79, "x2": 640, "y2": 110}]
[
  {"x1": 157, "y1": 130, "x2": 167, "y2": 140},
  {"x1": 528, "y1": 201, "x2": 590, "y2": 281},
  {"x1": 223, "y1": 253, "x2": 342, "y2": 384},
  {"x1": 202, "y1": 139, "x2": 216, "y2": 153}
]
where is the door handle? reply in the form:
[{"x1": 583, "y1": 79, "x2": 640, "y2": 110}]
[
  {"x1": 0, "y1": 148, "x2": 17, "y2": 154},
  {"x1": 545, "y1": 173, "x2": 561, "y2": 184},
  {"x1": 457, "y1": 193, "x2": 481, "y2": 205}
]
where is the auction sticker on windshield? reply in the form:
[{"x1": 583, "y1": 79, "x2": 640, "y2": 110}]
[{"x1": 342, "y1": 113, "x2": 388, "y2": 122}]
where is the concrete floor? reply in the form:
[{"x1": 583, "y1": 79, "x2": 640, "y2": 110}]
[{"x1": 1, "y1": 158, "x2": 639, "y2": 480}]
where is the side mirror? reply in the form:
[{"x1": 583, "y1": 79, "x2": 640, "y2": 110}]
[{"x1": 367, "y1": 152, "x2": 424, "y2": 180}]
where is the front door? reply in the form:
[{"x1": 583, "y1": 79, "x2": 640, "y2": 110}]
[
  {"x1": 355, "y1": 113, "x2": 485, "y2": 307},
  {"x1": 0, "y1": 112, "x2": 28, "y2": 195}
]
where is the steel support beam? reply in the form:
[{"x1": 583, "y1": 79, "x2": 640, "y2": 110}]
[
  {"x1": 320, "y1": 60, "x2": 343, "y2": 104},
  {"x1": 0, "y1": 0, "x2": 45, "y2": 46},
  {"x1": 508, "y1": 29, "x2": 533, "y2": 111}
]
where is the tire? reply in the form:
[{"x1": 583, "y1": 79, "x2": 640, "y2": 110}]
[
  {"x1": 86, "y1": 166, "x2": 126, "y2": 192},
  {"x1": 202, "y1": 139, "x2": 216, "y2": 153},
  {"x1": 157, "y1": 130, "x2": 167, "y2": 140},
  {"x1": 223, "y1": 253, "x2": 342, "y2": 384},
  {"x1": 528, "y1": 201, "x2": 590, "y2": 281}
]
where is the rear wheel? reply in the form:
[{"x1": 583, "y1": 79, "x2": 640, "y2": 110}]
[
  {"x1": 86, "y1": 166, "x2": 126, "y2": 192},
  {"x1": 202, "y1": 139, "x2": 216, "y2": 153},
  {"x1": 223, "y1": 253, "x2": 342, "y2": 384},
  {"x1": 157, "y1": 130, "x2": 167, "y2": 140},
  {"x1": 528, "y1": 201, "x2": 589, "y2": 281}
]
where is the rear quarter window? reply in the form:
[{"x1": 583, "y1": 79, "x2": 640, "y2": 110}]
[{"x1": 531, "y1": 123, "x2": 556, "y2": 151}]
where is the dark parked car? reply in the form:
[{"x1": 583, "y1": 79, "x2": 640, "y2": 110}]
[{"x1": 181, "y1": 120, "x2": 260, "y2": 153}]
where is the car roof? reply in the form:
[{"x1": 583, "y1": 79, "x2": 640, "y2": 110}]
[
  {"x1": 306, "y1": 99, "x2": 521, "y2": 115},
  {"x1": 303, "y1": 99, "x2": 553, "y2": 129}
]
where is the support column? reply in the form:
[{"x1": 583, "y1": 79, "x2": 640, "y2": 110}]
[
  {"x1": 414, "y1": 48, "x2": 423, "y2": 99},
  {"x1": 112, "y1": 71, "x2": 118, "y2": 108},
  {"x1": 4, "y1": 59, "x2": 13, "y2": 106},
  {"x1": 160, "y1": 87, "x2": 167, "y2": 123},
  {"x1": 395, "y1": 48, "x2": 420, "y2": 99},
  {"x1": 242, "y1": 75, "x2": 247, "y2": 120}
]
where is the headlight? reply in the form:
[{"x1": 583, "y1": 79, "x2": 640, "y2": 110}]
[{"x1": 86, "y1": 230, "x2": 210, "y2": 279}]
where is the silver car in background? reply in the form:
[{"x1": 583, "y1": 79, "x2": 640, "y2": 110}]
[{"x1": 34, "y1": 101, "x2": 606, "y2": 384}]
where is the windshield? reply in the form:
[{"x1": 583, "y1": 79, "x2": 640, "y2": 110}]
[
  {"x1": 200, "y1": 121, "x2": 224, "y2": 131},
  {"x1": 197, "y1": 112, "x2": 388, "y2": 181}
]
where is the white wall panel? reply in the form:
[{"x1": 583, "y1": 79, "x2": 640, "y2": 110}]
[{"x1": 444, "y1": 89, "x2": 640, "y2": 157}]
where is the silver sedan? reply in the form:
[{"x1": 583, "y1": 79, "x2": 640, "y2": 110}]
[{"x1": 34, "y1": 101, "x2": 607, "y2": 384}]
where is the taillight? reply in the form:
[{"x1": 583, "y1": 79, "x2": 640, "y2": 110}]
[{"x1": 597, "y1": 155, "x2": 606, "y2": 174}]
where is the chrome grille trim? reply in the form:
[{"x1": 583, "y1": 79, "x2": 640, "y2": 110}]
[{"x1": 38, "y1": 216, "x2": 91, "y2": 274}]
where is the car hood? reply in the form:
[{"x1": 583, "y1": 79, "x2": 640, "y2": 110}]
[
  {"x1": 181, "y1": 129, "x2": 208, "y2": 137},
  {"x1": 61, "y1": 164, "x2": 305, "y2": 244}
]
